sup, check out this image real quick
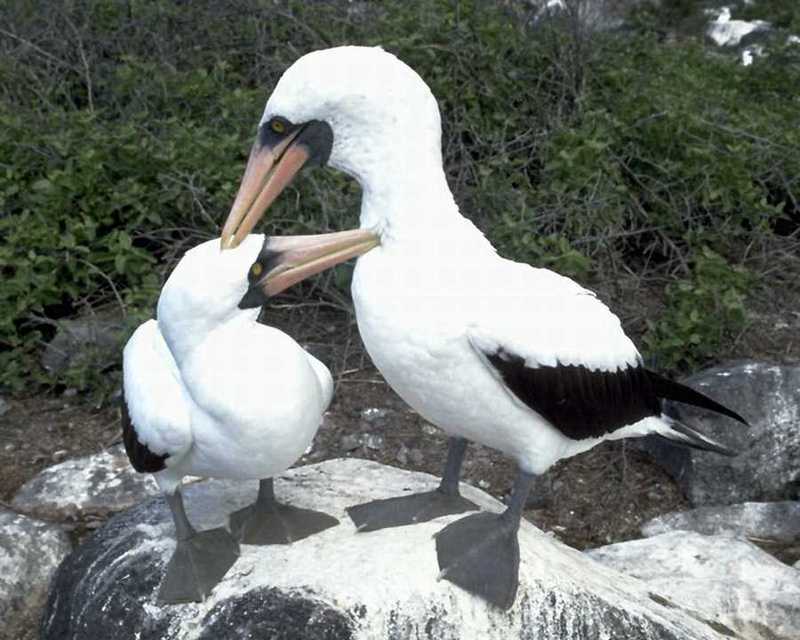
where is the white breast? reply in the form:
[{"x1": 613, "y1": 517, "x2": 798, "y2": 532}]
[
  {"x1": 176, "y1": 319, "x2": 328, "y2": 480},
  {"x1": 352, "y1": 246, "x2": 577, "y2": 474}
]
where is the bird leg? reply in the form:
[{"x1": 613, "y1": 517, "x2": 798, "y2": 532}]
[
  {"x1": 157, "y1": 488, "x2": 240, "y2": 604},
  {"x1": 347, "y1": 436, "x2": 479, "y2": 532},
  {"x1": 435, "y1": 468, "x2": 534, "y2": 610},
  {"x1": 229, "y1": 478, "x2": 339, "y2": 545}
]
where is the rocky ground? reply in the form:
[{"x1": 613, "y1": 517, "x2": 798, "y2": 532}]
[{"x1": 2, "y1": 297, "x2": 800, "y2": 639}]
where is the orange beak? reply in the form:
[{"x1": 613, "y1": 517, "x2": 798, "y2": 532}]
[
  {"x1": 221, "y1": 130, "x2": 309, "y2": 250},
  {"x1": 239, "y1": 229, "x2": 380, "y2": 308}
]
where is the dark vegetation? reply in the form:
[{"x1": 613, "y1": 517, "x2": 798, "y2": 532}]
[{"x1": 1, "y1": 0, "x2": 799, "y2": 396}]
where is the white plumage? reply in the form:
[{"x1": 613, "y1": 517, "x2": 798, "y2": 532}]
[
  {"x1": 123, "y1": 235, "x2": 332, "y2": 493},
  {"x1": 122, "y1": 234, "x2": 340, "y2": 603},
  {"x1": 224, "y1": 45, "x2": 744, "y2": 608},
  {"x1": 254, "y1": 46, "x2": 737, "y2": 475}
]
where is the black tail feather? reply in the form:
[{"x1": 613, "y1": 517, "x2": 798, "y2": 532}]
[
  {"x1": 657, "y1": 421, "x2": 737, "y2": 457},
  {"x1": 647, "y1": 370, "x2": 749, "y2": 426}
]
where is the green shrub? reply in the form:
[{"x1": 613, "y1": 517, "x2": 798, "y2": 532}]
[
  {"x1": 644, "y1": 248, "x2": 751, "y2": 370},
  {"x1": 1, "y1": 0, "x2": 798, "y2": 395}
]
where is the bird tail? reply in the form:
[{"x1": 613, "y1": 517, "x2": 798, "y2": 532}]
[
  {"x1": 646, "y1": 370, "x2": 748, "y2": 425},
  {"x1": 654, "y1": 418, "x2": 737, "y2": 457}
]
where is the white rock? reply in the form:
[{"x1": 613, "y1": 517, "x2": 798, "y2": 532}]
[
  {"x1": 741, "y1": 44, "x2": 764, "y2": 65},
  {"x1": 43, "y1": 460, "x2": 727, "y2": 640},
  {"x1": 0, "y1": 508, "x2": 71, "y2": 634},
  {"x1": 641, "y1": 501, "x2": 800, "y2": 543},
  {"x1": 589, "y1": 531, "x2": 800, "y2": 640},
  {"x1": 707, "y1": 7, "x2": 770, "y2": 47},
  {"x1": 12, "y1": 445, "x2": 159, "y2": 521}
]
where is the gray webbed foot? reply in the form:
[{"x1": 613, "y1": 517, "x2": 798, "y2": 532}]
[
  {"x1": 435, "y1": 511, "x2": 520, "y2": 610},
  {"x1": 157, "y1": 527, "x2": 239, "y2": 604},
  {"x1": 347, "y1": 489, "x2": 479, "y2": 532},
  {"x1": 230, "y1": 501, "x2": 339, "y2": 545},
  {"x1": 229, "y1": 478, "x2": 338, "y2": 545}
]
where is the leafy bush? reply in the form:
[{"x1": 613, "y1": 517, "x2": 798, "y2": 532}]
[
  {"x1": 1, "y1": 0, "x2": 798, "y2": 395},
  {"x1": 643, "y1": 248, "x2": 751, "y2": 370}
]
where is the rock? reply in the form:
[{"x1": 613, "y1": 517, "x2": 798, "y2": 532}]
[
  {"x1": 0, "y1": 396, "x2": 9, "y2": 417},
  {"x1": 640, "y1": 361, "x2": 800, "y2": 506},
  {"x1": 360, "y1": 407, "x2": 389, "y2": 422},
  {"x1": 43, "y1": 459, "x2": 727, "y2": 640},
  {"x1": 339, "y1": 434, "x2": 360, "y2": 452},
  {"x1": 588, "y1": 531, "x2": 800, "y2": 640},
  {"x1": 0, "y1": 508, "x2": 71, "y2": 636},
  {"x1": 12, "y1": 446, "x2": 159, "y2": 522},
  {"x1": 641, "y1": 501, "x2": 800, "y2": 543},
  {"x1": 527, "y1": 0, "x2": 650, "y2": 32},
  {"x1": 41, "y1": 312, "x2": 124, "y2": 374},
  {"x1": 706, "y1": 6, "x2": 770, "y2": 47}
]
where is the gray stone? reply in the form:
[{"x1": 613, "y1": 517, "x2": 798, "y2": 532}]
[
  {"x1": 12, "y1": 446, "x2": 159, "y2": 522},
  {"x1": 0, "y1": 396, "x2": 9, "y2": 417},
  {"x1": 588, "y1": 531, "x2": 800, "y2": 640},
  {"x1": 527, "y1": 0, "x2": 654, "y2": 32},
  {"x1": 642, "y1": 501, "x2": 800, "y2": 543},
  {"x1": 43, "y1": 459, "x2": 727, "y2": 640},
  {"x1": 41, "y1": 312, "x2": 124, "y2": 374},
  {"x1": 360, "y1": 407, "x2": 389, "y2": 422},
  {"x1": 640, "y1": 361, "x2": 800, "y2": 506},
  {"x1": 0, "y1": 508, "x2": 71, "y2": 635},
  {"x1": 706, "y1": 6, "x2": 770, "y2": 47}
]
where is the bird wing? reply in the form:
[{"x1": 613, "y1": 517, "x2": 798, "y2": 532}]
[
  {"x1": 304, "y1": 351, "x2": 334, "y2": 413},
  {"x1": 466, "y1": 261, "x2": 660, "y2": 440},
  {"x1": 122, "y1": 319, "x2": 192, "y2": 472}
]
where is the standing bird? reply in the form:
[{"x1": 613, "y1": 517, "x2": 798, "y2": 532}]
[
  {"x1": 224, "y1": 46, "x2": 747, "y2": 609},
  {"x1": 123, "y1": 230, "x2": 377, "y2": 603}
]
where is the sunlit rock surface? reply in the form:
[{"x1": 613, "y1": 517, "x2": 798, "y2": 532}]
[
  {"x1": 0, "y1": 508, "x2": 71, "y2": 634},
  {"x1": 589, "y1": 531, "x2": 800, "y2": 640},
  {"x1": 12, "y1": 446, "x2": 159, "y2": 521},
  {"x1": 43, "y1": 460, "x2": 726, "y2": 640},
  {"x1": 641, "y1": 501, "x2": 800, "y2": 543}
]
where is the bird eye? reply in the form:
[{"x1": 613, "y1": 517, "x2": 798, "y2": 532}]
[
  {"x1": 251, "y1": 262, "x2": 263, "y2": 277},
  {"x1": 270, "y1": 119, "x2": 286, "y2": 134}
]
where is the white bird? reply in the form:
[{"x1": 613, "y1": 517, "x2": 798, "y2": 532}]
[
  {"x1": 122, "y1": 231, "x2": 376, "y2": 603},
  {"x1": 222, "y1": 46, "x2": 747, "y2": 609}
]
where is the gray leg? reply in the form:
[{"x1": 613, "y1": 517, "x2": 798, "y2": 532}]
[
  {"x1": 435, "y1": 469, "x2": 534, "y2": 610},
  {"x1": 347, "y1": 436, "x2": 479, "y2": 532},
  {"x1": 158, "y1": 488, "x2": 239, "y2": 604},
  {"x1": 229, "y1": 478, "x2": 339, "y2": 545}
]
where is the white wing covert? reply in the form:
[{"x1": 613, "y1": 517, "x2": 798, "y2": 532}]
[{"x1": 122, "y1": 320, "x2": 192, "y2": 471}]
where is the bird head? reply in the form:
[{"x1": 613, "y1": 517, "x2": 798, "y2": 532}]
[{"x1": 221, "y1": 46, "x2": 443, "y2": 249}]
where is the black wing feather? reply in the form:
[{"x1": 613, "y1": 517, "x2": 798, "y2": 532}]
[
  {"x1": 121, "y1": 391, "x2": 169, "y2": 473},
  {"x1": 647, "y1": 370, "x2": 748, "y2": 425},
  {"x1": 486, "y1": 349, "x2": 661, "y2": 440},
  {"x1": 484, "y1": 348, "x2": 746, "y2": 441}
]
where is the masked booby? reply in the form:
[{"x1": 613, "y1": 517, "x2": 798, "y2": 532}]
[
  {"x1": 122, "y1": 229, "x2": 377, "y2": 603},
  {"x1": 224, "y1": 46, "x2": 747, "y2": 610}
]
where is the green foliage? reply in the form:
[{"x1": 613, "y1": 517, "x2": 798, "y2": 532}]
[
  {"x1": 644, "y1": 248, "x2": 751, "y2": 370},
  {"x1": 1, "y1": 0, "x2": 798, "y2": 395}
]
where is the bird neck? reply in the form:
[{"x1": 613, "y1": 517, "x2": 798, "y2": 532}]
[
  {"x1": 357, "y1": 159, "x2": 464, "y2": 244},
  {"x1": 158, "y1": 302, "x2": 257, "y2": 366}
]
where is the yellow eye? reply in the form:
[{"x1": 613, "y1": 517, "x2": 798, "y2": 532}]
[
  {"x1": 270, "y1": 119, "x2": 285, "y2": 134},
  {"x1": 251, "y1": 262, "x2": 263, "y2": 277}
]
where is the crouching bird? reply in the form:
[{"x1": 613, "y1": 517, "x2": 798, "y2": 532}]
[
  {"x1": 223, "y1": 45, "x2": 748, "y2": 610},
  {"x1": 122, "y1": 229, "x2": 378, "y2": 603}
]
